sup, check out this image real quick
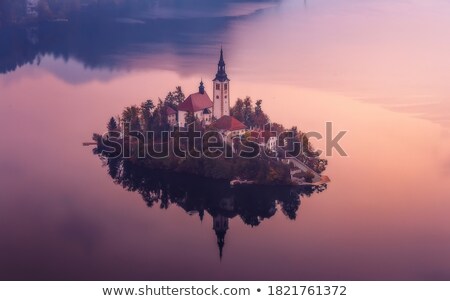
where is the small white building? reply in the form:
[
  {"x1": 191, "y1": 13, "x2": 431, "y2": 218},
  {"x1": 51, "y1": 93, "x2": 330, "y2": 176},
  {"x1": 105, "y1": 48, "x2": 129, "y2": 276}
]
[
  {"x1": 264, "y1": 136, "x2": 277, "y2": 152},
  {"x1": 248, "y1": 130, "x2": 278, "y2": 153}
]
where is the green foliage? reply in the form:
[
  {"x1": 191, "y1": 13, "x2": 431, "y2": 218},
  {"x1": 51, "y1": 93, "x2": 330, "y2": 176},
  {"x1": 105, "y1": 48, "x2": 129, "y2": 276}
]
[
  {"x1": 92, "y1": 132, "x2": 102, "y2": 143},
  {"x1": 122, "y1": 87, "x2": 186, "y2": 134},
  {"x1": 140, "y1": 99, "x2": 155, "y2": 131},
  {"x1": 230, "y1": 98, "x2": 244, "y2": 121},
  {"x1": 107, "y1": 116, "x2": 118, "y2": 131},
  {"x1": 121, "y1": 105, "x2": 141, "y2": 131},
  {"x1": 164, "y1": 86, "x2": 185, "y2": 107},
  {"x1": 230, "y1": 96, "x2": 269, "y2": 128}
]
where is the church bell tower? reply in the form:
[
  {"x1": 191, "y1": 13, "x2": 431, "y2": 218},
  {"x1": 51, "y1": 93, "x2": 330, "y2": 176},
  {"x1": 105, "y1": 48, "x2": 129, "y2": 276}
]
[{"x1": 213, "y1": 47, "x2": 230, "y2": 119}]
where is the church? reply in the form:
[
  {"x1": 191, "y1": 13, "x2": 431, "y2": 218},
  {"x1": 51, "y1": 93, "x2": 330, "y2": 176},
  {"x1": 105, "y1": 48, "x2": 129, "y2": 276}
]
[{"x1": 175, "y1": 48, "x2": 247, "y2": 137}]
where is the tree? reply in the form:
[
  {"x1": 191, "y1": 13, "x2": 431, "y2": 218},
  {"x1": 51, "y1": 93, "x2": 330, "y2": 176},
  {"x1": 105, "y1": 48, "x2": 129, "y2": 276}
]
[
  {"x1": 141, "y1": 99, "x2": 155, "y2": 112},
  {"x1": 173, "y1": 86, "x2": 185, "y2": 105},
  {"x1": 254, "y1": 99, "x2": 269, "y2": 128},
  {"x1": 164, "y1": 86, "x2": 185, "y2": 107},
  {"x1": 230, "y1": 98, "x2": 244, "y2": 122},
  {"x1": 148, "y1": 99, "x2": 168, "y2": 135},
  {"x1": 280, "y1": 193, "x2": 301, "y2": 220},
  {"x1": 286, "y1": 126, "x2": 299, "y2": 150},
  {"x1": 231, "y1": 97, "x2": 269, "y2": 128},
  {"x1": 107, "y1": 116, "x2": 118, "y2": 131},
  {"x1": 243, "y1": 97, "x2": 254, "y2": 127},
  {"x1": 122, "y1": 105, "x2": 141, "y2": 131},
  {"x1": 140, "y1": 99, "x2": 155, "y2": 131},
  {"x1": 255, "y1": 99, "x2": 263, "y2": 115}
]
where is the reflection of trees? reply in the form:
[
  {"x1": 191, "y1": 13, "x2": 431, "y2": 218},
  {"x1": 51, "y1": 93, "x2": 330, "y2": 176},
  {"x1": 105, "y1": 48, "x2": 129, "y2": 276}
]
[
  {"x1": 96, "y1": 153, "x2": 327, "y2": 259},
  {"x1": 0, "y1": 0, "x2": 279, "y2": 75}
]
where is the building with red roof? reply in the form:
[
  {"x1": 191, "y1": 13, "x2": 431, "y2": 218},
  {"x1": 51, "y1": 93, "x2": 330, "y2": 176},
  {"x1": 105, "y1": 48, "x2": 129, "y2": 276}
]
[
  {"x1": 177, "y1": 81, "x2": 213, "y2": 127},
  {"x1": 212, "y1": 115, "x2": 247, "y2": 139}
]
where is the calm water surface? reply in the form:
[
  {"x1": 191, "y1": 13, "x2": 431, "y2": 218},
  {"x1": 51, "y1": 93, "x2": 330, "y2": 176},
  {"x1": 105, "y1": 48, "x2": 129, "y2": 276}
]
[{"x1": 1, "y1": 0, "x2": 450, "y2": 280}]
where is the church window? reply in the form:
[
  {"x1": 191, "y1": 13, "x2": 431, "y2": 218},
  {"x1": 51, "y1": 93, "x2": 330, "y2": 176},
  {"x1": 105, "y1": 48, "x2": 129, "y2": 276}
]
[
  {"x1": 216, "y1": 95, "x2": 219, "y2": 99},
  {"x1": 216, "y1": 84, "x2": 220, "y2": 90},
  {"x1": 224, "y1": 84, "x2": 228, "y2": 90}
]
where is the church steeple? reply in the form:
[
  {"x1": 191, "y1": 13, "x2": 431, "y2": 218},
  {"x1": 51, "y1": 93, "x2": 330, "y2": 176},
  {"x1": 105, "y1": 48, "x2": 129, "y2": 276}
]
[
  {"x1": 214, "y1": 47, "x2": 229, "y2": 82},
  {"x1": 199, "y1": 79, "x2": 205, "y2": 94},
  {"x1": 216, "y1": 229, "x2": 226, "y2": 260}
]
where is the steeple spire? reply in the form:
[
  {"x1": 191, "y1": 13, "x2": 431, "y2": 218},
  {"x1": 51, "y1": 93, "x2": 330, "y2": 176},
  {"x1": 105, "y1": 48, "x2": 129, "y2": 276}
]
[
  {"x1": 199, "y1": 209, "x2": 204, "y2": 223},
  {"x1": 219, "y1": 46, "x2": 225, "y2": 66},
  {"x1": 216, "y1": 229, "x2": 226, "y2": 260},
  {"x1": 214, "y1": 47, "x2": 229, "y2": 82},
  {"x1": 199, "y1": 79, "x2": 205, "y2": 94}
]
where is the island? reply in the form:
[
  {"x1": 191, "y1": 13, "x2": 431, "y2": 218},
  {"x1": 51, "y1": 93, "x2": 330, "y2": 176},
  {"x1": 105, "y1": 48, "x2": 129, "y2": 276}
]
[{"x1": 93, "y1": 49, "x2": 329, "y2": 186}]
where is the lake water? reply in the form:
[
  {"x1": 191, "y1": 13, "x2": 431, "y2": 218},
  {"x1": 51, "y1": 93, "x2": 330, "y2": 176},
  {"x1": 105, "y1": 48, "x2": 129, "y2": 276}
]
[{"x1": 1, "y1": 0, "x2": 450, "y2": 280}]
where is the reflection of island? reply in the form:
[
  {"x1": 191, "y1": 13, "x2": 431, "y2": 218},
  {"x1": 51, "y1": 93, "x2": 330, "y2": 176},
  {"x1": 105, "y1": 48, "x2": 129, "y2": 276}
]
[
  {"x1": 100, "y1": 156, "x2": 327, "y2": 259},
  {"x1": 0, "y1": 0, "x2": 279, "y2": 76}
]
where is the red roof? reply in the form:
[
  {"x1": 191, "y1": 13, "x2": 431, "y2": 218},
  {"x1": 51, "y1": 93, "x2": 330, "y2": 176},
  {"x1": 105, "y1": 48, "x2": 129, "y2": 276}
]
[
  {"x1": 213, "y1": 115, "x2": 247, "y2": 131},
  {"x1": 165, "y1": 106, "x2": 177, "y2": 116},
  {"x1": 178, "y1": 92, "x2": 212, "y2": 113}
]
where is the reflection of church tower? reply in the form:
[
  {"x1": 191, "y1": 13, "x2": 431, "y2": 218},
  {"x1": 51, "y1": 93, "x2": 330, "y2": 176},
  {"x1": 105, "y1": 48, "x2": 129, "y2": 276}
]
[
  {"x1": 212, "y1": 47, "x2": 230, "y2": 120},
  {"x1": 198, "y1": 209, "x2": 204, "y2": 222},
  {"x1": 213, "y1": 215, "x2": 229, "y2": 260}
]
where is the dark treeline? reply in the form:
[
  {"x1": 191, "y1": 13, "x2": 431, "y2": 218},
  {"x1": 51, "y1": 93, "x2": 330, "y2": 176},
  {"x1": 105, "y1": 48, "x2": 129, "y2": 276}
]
[
  {"x1": 0, "y1": 15, "x2": 227, "y2": 74},
  {"x1": 0, "y1": 0, "x2": 153, "y2": 27},
  {"x1": 0, "y1": 0, "x2": 280, "y2": 74},
  {"x1": 0, "y1": 5, "x2": 234, "y2": 74},
  {"x1": 0, "y1": 0, "x2": 280, "y2": 27}
]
